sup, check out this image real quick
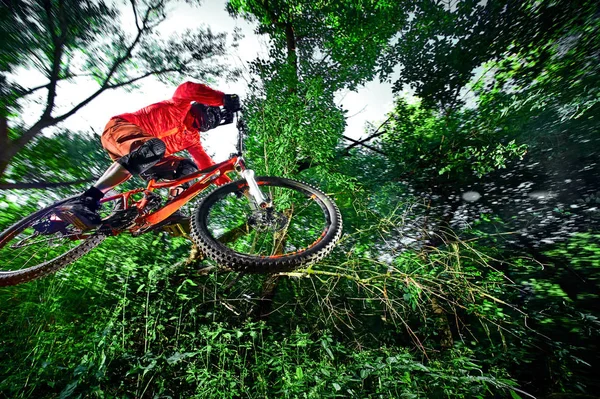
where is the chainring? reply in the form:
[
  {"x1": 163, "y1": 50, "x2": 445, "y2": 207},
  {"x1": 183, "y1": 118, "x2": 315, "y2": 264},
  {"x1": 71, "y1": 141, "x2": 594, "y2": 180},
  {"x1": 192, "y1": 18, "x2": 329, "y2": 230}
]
[{"x1": 98, "y1": 208, "x2": 139, "y2": 233}]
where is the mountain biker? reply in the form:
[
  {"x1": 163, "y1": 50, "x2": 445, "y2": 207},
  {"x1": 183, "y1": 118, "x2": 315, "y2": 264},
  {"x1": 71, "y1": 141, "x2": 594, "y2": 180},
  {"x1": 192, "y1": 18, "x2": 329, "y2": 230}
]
[{"x1": 58, "y1": 81, "x2": 241, "y2": 229}]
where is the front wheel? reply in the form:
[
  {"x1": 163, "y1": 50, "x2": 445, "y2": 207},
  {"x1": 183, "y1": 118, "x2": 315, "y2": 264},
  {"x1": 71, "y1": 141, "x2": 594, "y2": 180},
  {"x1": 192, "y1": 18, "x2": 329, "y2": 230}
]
[{"x1": 191, "y1": 177, "x2": 342, "y2": 273}]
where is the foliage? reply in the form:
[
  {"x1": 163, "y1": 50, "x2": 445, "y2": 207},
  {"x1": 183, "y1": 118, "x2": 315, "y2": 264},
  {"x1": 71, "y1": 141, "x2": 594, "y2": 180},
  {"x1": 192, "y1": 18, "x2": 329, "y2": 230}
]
[
  {"x1": 228, "y1": 0, "x2": 408, "y2": 91},
  {"x1": 0, "y1": 231, "x2": 525, "y2": 399},
  {"x1": 228, "y1": 0, "x2": 408, "y2": 176},
  {"x1": 242, "y1": 74, "x2": 346, "y2": 176},
  {"x1": 1, "y1": 0, "x2": 599, "y2": 398},
  {"x1": 378, "y1": 0, "x2": 599, "y2": 111},
  {"x1": 3, "y1": 130, "x2": 110, "y2": 186},
  {"x1": 379, "y1": 98, "x2": 528, "y2": 183},
  {"x1": 0, "y1": 0, "x2": 237, "y2": 177}
]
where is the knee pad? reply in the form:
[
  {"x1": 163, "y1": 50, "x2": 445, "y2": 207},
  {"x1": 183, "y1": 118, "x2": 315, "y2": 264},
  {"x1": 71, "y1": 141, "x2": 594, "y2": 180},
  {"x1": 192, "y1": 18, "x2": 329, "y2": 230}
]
[{"x1": 117, "y1": 138, "x2": 166, "y2": 175}]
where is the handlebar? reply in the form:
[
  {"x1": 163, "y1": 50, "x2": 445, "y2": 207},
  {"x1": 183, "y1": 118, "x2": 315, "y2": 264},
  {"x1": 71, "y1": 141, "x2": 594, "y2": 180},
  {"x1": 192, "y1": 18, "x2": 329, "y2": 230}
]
[{"x1": 218, "y1": 107, "x2": 246, "y2": 156}]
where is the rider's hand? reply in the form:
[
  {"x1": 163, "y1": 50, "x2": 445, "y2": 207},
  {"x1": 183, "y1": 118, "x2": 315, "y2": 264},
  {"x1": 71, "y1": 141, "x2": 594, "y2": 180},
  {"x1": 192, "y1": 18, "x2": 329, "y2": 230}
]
[{"x1": 223, "y1": 94, "x2": 241, "y2": 112}]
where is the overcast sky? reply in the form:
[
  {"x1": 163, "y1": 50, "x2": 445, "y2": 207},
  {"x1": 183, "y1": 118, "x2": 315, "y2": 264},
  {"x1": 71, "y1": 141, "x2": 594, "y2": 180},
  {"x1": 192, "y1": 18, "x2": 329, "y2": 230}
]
[{"x1": 20, "y1": 0, "x2": 397, "y2": 161}]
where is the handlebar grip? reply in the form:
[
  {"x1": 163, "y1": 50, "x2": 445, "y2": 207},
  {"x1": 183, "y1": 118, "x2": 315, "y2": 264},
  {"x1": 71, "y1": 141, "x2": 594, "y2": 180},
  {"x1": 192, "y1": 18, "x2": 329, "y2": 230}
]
[{"x1": 219, "y1": 108, "x2": 234, "y2": 126}]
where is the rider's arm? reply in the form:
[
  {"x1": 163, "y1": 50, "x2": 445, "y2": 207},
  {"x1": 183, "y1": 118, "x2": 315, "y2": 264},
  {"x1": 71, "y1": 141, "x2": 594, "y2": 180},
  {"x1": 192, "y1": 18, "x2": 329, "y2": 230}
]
[
  {"x1": 172, "y1": 82, "x2": 225, "y2": 106},
  {"x1": 188, "y1": 142, "x2": 214, "y2": 170},
  {"x1": 188, "y1": 143, "x2": 232, "y2": 185}
]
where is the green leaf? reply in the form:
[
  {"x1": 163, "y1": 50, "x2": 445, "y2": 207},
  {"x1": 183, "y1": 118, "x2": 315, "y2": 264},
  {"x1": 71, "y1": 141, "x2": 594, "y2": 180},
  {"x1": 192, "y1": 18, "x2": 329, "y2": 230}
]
[{"x1": 510, "y1": 391, "x2": 523, "y2": 399}]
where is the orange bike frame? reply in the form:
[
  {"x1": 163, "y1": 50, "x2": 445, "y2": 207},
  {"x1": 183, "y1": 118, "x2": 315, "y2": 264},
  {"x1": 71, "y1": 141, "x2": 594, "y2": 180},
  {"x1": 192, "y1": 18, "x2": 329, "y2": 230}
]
[{"x1": 100, "y1": 156, "x2": 245, "y2": 234}]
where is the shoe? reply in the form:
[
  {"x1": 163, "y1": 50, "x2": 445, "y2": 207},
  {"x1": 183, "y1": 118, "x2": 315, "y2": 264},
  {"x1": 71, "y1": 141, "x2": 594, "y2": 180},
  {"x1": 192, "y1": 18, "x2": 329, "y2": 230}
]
[{"x1": 56, "y1": 196, "x2": 101, "y2": 230}]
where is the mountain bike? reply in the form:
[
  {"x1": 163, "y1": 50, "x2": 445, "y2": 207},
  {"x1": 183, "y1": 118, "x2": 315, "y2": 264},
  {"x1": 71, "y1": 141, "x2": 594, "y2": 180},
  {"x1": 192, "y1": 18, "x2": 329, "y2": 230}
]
[{"x1": 0, "y1": 110, "x2": 342, "y2": 286}]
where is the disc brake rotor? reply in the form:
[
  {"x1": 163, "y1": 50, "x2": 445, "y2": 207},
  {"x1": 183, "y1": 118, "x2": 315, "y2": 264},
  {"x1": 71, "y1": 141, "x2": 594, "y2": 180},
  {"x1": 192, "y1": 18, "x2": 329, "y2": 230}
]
[{"x1": 248, "y1": 208, "x2": 288, "y2": 232}]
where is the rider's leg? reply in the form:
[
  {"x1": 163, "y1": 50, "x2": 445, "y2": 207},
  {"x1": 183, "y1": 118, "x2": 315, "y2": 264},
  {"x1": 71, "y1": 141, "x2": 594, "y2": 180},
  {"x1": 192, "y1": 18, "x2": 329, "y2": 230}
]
[
  {"x1": 59, "y1": 138, "x2": 167, "y2": 228},
  {"x1": 140, "y1": 156, "x2": 199, "y2": 198},
  {"x1": 83, "y1": 137, "x2": 167, "y2": 200},
  {"x1": 79, "y1": 162, "x2": 132, "y2": 204},
  {"x1": 78, "y1": 118, "x2": 165, "y2": 201},
  {"x1": 93, "y1": 162, "x2": 132, "y2": 193},
  {"x1": 140, "y1": 156, "x2": 181, "y2": 182}
]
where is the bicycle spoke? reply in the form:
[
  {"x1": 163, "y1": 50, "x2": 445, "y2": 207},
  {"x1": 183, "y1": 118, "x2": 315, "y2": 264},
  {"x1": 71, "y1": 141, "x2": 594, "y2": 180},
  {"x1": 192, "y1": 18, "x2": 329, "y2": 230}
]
[
  {"x1": 0, "y1": 215, "x2": 87, "y2": 272},
  {"x1": 12, "y1": 233, "x2": 82, "y2": 248},
  {"x1": 204, "y1": 183, "x2": 329, "y2": 258},
  {"x1": 21, "y1": 247, "x2": 45, "y2": 270},
  {"x1": 4, "y1": 242, "x2": 31, "y2": 269}
]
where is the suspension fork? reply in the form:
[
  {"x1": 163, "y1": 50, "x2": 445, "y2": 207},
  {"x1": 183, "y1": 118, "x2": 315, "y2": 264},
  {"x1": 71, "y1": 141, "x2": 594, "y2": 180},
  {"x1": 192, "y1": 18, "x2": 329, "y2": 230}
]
[
  {"x1": 235, "y1": 157, "x2": 269, "y2": 209},
  {"x1": 241, "y1": 169, "x2": 270, "y2": 208}
]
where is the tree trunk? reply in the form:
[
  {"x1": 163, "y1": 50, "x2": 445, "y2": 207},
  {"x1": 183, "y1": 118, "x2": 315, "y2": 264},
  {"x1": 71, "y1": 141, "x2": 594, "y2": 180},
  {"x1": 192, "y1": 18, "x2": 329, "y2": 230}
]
[
  {"x1": 0, "y1": 148, "x2": 12, "y2": 179},
  {"x1": 0, "y1": 117, "x2": 52, "y2": 179},
  {"x1": 0, "y1": 113, "x2": 10, "y2": 178},
  {"x1": 285, "y1": 22, "x2": 297, "y2": 72},
  {"x1": 256, "y1": 274, "x2": 281, "y2": 320},
  {"x1": 431, "y1": 297, "x2": 454, "y2": 349},
  {"x1": 255, "y1": 209, "x2": 293, "y2": 320},
  {"x1": 284, "y1": 21, "x2": 299, "y2": 94}
]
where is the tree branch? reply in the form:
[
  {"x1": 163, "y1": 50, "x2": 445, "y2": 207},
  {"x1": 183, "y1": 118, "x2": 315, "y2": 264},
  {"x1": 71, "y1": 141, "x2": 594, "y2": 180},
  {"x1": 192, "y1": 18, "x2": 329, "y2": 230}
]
[
  {"x1": 342, "y1": 115, "x2": 393, "y2": 155},
  {"x1": 53, "y1": 67, "x2": 179, "y2": 123},
  {"x1": 341, "y1": 135, "x2": 387, "y2": 156},
  {"x1": 41, "y1": 0, "x2": 63, "y2": 119},
  {"x1": 16, "y1": 73, "x2": 97, "y2": 99},
  {"x1": 99, "y1": 0, "x2": 165, "y2": 90},
  {"x1": 0, "y1": 178, "x2": 95, "y2": 190},
  {"x1": 0, "y1": 115, "x2": 7, "y2": 150},
  {"x1": 131, "y1": 0, "x2": 141, "y2": 31},
  {"x1": 105, "y1": 67, "x2": 179, "y2": 90}
]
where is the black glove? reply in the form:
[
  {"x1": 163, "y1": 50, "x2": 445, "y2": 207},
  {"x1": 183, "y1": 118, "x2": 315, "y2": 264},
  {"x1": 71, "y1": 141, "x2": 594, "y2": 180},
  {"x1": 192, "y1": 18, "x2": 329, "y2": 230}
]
[
  {"x1": 202, "y1": 106, "x2": 221, "y2": 132},
  {"x1": 223, "y1": 94, "x2": 241, "y2": 112},
  {"x1": 190, "y1": 103, "x2": 221, "y2": 132}
]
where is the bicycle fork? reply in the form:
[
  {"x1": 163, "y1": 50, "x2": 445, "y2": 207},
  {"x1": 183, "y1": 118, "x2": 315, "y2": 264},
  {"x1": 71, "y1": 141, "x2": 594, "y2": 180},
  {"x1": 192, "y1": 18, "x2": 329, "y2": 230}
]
[{"x1": 241, "y1": 169, "x2": 270, "y2": 209}]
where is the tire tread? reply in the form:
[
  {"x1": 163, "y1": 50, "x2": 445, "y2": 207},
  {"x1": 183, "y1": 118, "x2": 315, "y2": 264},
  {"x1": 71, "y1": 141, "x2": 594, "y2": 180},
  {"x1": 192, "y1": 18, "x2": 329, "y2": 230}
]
[{"x1": 190, "y1": 176, "x2": 342, "y2": 273}]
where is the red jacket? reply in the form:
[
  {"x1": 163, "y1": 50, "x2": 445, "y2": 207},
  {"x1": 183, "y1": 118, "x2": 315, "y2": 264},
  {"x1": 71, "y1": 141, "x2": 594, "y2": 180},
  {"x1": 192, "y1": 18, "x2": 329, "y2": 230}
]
[{"x1": 114, "y1": 82, "x2": 225, "y2": 169}]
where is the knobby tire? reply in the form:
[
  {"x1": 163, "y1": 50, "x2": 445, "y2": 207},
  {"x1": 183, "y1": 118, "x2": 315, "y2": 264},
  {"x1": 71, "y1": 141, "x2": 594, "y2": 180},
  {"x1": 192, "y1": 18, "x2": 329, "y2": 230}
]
[
  {"x1": 191, "y1": 176, "x2": 342, "y2": 273},
  {"x1": 0, "y1": 197, "x2": 120, "y2": 286}
]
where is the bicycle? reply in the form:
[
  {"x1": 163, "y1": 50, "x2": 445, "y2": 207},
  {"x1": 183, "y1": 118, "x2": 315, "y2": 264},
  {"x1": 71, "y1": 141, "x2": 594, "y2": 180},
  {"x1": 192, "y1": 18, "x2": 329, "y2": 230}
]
[{"x1": 0, "y1": 109, "x2": 342, "y2": 286}]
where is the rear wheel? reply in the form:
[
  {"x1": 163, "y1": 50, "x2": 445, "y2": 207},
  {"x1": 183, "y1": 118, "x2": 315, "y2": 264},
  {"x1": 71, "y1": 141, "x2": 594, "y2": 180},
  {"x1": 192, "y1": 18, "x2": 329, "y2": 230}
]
[
  {"x1": 191, "y1": 176, "x2": 342, "y2": 273},
  {"x1": 0, "y1": 196, "x2": 123, "y2": 286}
]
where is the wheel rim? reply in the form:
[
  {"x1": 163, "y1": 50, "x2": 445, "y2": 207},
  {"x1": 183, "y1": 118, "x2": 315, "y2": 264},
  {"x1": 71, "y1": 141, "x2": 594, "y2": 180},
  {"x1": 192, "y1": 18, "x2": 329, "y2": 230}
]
[
  {"x1": 0, "y1": 209, "x2": 92, "y2": 272},
  {"x1": 202, "y1": 180, "x2": 333, "y2": 259},
  {"x1": 0, "y1": 198, "x2": 122, "y2": 274}
]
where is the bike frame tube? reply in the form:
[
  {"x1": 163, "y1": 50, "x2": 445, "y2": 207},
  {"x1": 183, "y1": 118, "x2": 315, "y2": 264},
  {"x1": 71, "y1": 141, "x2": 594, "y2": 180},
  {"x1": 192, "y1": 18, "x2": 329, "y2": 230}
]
[{"x1": 100, "y1": 156, "x2": 243, "y2": 232}]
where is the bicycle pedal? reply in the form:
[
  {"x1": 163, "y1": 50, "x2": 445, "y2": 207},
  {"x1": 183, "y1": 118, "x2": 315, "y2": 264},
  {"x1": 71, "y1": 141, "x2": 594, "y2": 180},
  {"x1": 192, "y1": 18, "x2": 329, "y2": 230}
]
[{"x1": 54, "y1": 209, "x2": 94, "y2": 231}]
